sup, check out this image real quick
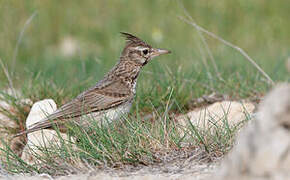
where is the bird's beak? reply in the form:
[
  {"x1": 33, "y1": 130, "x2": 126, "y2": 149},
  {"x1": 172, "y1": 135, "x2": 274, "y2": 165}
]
[{"x1": 151, "y1": 48, "x2": 171, "y2": 58}]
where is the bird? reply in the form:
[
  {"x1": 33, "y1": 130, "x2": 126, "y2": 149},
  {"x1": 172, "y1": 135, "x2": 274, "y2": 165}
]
[{"x1": 14, "y1": 32, "x2": 171, "y2": 137}]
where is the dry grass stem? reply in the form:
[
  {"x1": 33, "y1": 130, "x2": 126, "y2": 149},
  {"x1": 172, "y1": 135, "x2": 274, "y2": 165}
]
[
  {"x1": 11, "y1": 11, "x2": 38, "y2": 73},
  {"x1": 0, "y1": 57, "x2": 17, "y2": 97},
  {"x1": 178, "y1": 12, "x2": 274, "y2": 85}
]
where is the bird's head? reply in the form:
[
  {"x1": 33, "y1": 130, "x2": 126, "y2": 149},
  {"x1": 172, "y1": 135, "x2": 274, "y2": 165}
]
[{"x1": 120, "y1": 32, "x2": 170, "y2": 66}]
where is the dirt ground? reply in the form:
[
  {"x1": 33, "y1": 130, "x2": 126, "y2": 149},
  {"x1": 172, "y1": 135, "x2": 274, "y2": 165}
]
[
  {"x1": 1, "y1": 163, "x2": 217, "y2": 180},
  {"x1": 1, "y1": 149, "x2": 218, "y2": 180}
]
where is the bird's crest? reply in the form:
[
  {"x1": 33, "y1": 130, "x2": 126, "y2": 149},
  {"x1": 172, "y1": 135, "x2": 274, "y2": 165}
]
[{"x1": 120, "y1": 32, "x2": 149, "y2": 47}]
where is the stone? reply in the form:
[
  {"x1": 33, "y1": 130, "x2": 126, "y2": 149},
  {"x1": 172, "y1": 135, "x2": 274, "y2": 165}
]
[
  {"x1": 0, "y1": 92, "x2": 32, "y2": 156},
  {"x1": 0, "y1": 100, "x2": 18, "y2": 156},
  {"x1": 21, "y1": 129, "x2": 72, "y2": 165},
  {"x1": 177, "y1": 101, "x2": 255, "y2": 130},
  {"x1": 25, "y1": 99, "x2": 57, "y2": 128},
  {"x1": 21, "y1": 99, "x2": 74, "y2": 165},
  {"x1": 216, "y1": 83, "x2": 290, "y2": 180}
]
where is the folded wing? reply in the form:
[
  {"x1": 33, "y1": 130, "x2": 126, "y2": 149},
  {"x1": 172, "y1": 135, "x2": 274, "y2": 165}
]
[{"x1": 14, "y1": 80, "x2": 132, "y2": 136}]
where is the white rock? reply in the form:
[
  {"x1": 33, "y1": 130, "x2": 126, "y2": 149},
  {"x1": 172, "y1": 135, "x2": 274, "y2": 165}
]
[
  {"x1": 25, "y1": 99, "x2": 57, "y2": 128},
  {"x1": 21, "y1": 129, "x2": 72, "y2": 165},
  {"x1": 216, "y1": 83, "x2": 290, "y2": 180},
  {"x1": 21, "y1": 99, "x2": 74, "y2": 165},
  {"x1": 178, "y1": 101, "x2": 255, "y2": 129}
]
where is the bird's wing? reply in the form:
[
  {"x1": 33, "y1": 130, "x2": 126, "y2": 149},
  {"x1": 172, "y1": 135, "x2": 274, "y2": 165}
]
[
  {"x1": 14, "y1": 80, "x2": 132, "y2": 137},
  {"x1": 46, "y1": 82, "x2": 131, "y2": 120}
]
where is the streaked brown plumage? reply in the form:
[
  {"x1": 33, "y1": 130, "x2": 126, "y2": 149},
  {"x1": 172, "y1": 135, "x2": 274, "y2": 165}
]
[{"x1": 15, "y1": 32, "x2": 170, "y2": 137}]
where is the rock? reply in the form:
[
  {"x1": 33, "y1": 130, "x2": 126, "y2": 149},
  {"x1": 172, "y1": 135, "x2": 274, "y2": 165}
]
[
  {"x1": 0, "y1": 92, "x2": 32, "y2": 156},
  {"x1": 25, "y1": 99, "x2": 57, "y2": 128},
  {"x1": 21, "y1": 129, "x2": 73, "y2": 165},
  {"x1": 0, "y1": 100, "x2": 18, "y2": 156},
  {"x1": 216, "y1": 83, "x2": 290, "y2": 180},
  {"x1": 178, "y1": 101, "x2": 255, "y2": 130},
  {"x1": 21, "y1": 99, "x2": 73, "y2": 165}
]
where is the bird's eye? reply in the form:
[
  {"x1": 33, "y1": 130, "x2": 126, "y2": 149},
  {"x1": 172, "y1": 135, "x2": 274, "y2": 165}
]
[{"x1": 142, "y1": 49, "x2": 148, "y2": 55}]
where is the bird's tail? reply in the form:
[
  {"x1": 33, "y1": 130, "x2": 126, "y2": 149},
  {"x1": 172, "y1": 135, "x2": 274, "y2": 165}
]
[{"x1": 13, "y1": 120, "x2": 55, "y2": 138}]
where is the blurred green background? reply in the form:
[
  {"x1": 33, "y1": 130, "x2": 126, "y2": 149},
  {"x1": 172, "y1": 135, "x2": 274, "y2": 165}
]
[{"x1": 0, "y1": 0, "x2": 289, "y2": 108}]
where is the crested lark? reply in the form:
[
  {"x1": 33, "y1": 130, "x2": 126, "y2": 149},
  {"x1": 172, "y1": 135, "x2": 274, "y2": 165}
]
[{"x1": 15, "y1": 32, "x2": 170, "y2": 137}]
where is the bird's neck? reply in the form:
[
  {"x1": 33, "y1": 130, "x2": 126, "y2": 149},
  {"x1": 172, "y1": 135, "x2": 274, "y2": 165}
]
[{"x1": 107, "y1": 57, "x2": 142, "y2": 90}]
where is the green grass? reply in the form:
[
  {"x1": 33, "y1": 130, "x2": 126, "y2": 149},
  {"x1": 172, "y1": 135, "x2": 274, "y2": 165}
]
[
  {"x1": 0, "y1": 0, "x2": 289, "y2": 86},
  {"x1": 0, "y1": 0, "x2": 289, "y2": 176},
  {"x1": 1, "y1": 99, "x2": 250, "y2": 175}
]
